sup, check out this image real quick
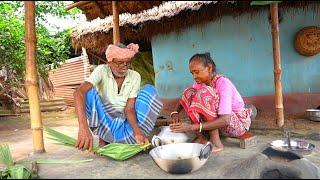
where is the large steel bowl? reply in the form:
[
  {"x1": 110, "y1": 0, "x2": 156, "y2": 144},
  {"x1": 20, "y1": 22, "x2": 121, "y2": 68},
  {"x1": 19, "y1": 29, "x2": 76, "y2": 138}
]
[
  {"x1": 149, "y1": 142, "x2": 212, "y2": 174},
  {"x1": 270, "y1": 139, "x2": 315, "y2": 156},
  {"x1": 306, "y1": 109, "x2": 320, "y2": 122}
]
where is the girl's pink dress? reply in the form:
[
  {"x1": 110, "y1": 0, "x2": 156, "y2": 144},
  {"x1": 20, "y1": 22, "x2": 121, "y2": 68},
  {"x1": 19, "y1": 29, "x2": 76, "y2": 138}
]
[{"x1": 179, "y1": 75, "x2": 252, "y2": 137}]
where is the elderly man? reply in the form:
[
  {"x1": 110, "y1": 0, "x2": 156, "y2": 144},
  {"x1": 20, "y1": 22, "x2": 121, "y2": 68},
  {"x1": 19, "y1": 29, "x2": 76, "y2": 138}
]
[{"x1": 74, "y1": 43, "x2": 163, "y2": 151}]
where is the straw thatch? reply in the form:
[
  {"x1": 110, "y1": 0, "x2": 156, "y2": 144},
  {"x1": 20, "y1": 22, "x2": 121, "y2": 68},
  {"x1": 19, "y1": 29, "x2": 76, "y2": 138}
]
[
  {"x1": 71, "y1": 1, "x2": 320, "y2": 53},
  {"x1": 71, "y1": 1, "x2": 164, "y2": 20}
]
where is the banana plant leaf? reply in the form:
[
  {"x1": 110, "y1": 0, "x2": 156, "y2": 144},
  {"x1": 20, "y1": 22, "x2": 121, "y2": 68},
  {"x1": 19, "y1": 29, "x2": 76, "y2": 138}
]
[{"x1": 44, "y1": 126, "x2": 151, "y2": 161}]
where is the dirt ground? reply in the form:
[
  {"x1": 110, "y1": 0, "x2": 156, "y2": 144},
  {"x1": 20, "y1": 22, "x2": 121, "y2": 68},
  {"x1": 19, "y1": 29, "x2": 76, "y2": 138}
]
[{"x1": 0, "y1": 107, "x2": 319, "y2": 178}]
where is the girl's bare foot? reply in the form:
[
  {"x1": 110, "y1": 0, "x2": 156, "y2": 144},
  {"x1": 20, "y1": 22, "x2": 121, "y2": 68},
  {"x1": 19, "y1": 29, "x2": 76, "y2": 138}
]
[
  {"x1": 212, "y1": 145, "x2": 224, "y2": 153},
  {"x1": 208, "y1": 129, "x2": 224, "y2": 153}
]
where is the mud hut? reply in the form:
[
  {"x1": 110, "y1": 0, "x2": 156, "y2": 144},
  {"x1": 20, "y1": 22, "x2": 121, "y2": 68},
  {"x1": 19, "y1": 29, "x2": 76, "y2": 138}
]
[{"x1": 69, "y1": 1, "x2": 320, "y2": 122}]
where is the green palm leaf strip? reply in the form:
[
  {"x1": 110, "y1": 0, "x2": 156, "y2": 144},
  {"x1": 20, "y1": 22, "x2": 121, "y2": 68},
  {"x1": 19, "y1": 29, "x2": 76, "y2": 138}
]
[
  {"x1": 19, "y1": 159, "x2": 93, "y2": 165},
  {"x1": 250, "y1": 1, "x2": 282, "y2": 5},
  {"x1": 44, "y1": 126, "x2": 151, "y2": 161}
]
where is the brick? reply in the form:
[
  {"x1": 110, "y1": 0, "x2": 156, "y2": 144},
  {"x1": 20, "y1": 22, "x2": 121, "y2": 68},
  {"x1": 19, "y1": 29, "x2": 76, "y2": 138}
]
[{"x1": 237, "y1": 133, "x2": 257, "y2": 149}]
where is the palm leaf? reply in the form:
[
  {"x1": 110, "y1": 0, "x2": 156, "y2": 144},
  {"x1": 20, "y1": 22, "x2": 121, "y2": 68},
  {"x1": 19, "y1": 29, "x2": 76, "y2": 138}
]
[
  {"x1": 0, "y1": 144, "x2": 14, "y2": 168},
  {"x1": 43, "y1": 126, "x2": 76, "y2": 147},
  {"x1": 44, "y1": 126, "x2": 151, "y2": 161},
  {"x1": 0, "y1": 145, "x2": 32, "y2": 179},
  {"x1": 8, "y1": 164, "x2": 32, "y2": 179},
  {"x1": 96, "y1": 143, "x2": 151, "y2": 161}
]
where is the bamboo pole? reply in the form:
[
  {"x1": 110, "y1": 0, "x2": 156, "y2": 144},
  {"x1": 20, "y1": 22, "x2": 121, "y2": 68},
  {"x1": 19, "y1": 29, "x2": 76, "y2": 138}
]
[
  {"x1": 270, "y1": 3, "x2": 284, "y2": 127},
  {"x1": 24, "y1": 1, "x2": 45, "y2": 153},
  {"x1": 65, "y1": 1, "x2": 91, "y2": 11},
  {"x1": 112, "y1": 1, "x2": 120, "y2": 45}
]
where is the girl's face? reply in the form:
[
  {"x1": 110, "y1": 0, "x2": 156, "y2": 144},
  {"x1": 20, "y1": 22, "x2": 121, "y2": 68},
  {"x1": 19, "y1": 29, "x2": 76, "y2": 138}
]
[{"x1": 189, "y1": 59, "x2": 213, "y2": 84}]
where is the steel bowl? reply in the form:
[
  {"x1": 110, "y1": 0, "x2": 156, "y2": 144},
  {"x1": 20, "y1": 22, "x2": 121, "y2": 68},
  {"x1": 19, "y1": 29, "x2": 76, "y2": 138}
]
[
  {"x1": 149, "y1": 142, "x2": 213, "y2": 174},
  {"x1": 305, "y1": 109, "x2": 320, "y2": 122},
  {"x1": 270, "y1": 139, "x2": 315, "y2": 156}
]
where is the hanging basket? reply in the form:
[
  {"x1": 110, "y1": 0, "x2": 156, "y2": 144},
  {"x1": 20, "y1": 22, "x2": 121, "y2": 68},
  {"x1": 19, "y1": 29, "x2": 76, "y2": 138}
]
[{"x1": 294, "y1": 26, "x2": 320, "y2": 57}]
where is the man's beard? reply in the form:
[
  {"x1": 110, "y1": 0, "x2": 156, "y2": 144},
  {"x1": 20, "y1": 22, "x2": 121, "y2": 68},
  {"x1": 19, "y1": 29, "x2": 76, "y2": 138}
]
[{"x1": 112, "y1": 69, "x2": 127, "y2": 78}]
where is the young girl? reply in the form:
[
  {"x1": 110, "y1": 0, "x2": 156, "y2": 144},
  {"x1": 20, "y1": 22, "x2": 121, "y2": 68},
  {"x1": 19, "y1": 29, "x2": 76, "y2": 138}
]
[{"x1": 169, "y1": 53, "x2": 252, "y2": 153}]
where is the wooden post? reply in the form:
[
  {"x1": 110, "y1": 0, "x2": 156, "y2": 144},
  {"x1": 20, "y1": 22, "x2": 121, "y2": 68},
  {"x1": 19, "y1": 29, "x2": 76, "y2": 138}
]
[
  {"x1": 112, "y1": 1, "x2": 120, "y2": 45},
  {"x1": 270, "y1": 3, "x2": 284, "y2": 127},
  {"x1": 24, "y1": 1, "x2": 45, "y2": 153}
]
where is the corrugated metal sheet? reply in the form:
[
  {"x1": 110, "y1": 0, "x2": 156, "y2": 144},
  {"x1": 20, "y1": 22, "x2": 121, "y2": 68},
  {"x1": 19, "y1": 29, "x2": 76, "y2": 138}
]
[{"x1": 49, "y1": 55, "x2": 91, "y2": 106}]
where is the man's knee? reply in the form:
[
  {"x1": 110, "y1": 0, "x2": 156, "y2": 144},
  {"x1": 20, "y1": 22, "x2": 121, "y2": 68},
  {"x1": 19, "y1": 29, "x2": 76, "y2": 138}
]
[{"x1": 139, "y1": 84, "x2": 158, "y2": 96}]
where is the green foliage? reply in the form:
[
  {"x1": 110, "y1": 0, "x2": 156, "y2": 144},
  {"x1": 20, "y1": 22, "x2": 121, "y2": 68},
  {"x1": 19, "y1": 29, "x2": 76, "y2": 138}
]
[
  {"x1": 0, "y1": 144, "x2": 14, "y2": 168},
  {"x1": 0, "y1": 143, "x2": 92, "y2": 179},
  {"x1": 250, "y1": 1, "x2": 282, "y2": 6},
  {"x1": 131, "y1": 52, "x2": 155, "y2": 86},
  {"x1": 44, "y1": 126, "x2": 150, "y2": 161},
  {"x1": 0, "y1": 144, "x2": 32, "y2": 179},
  {"x1": 0, "y1": 1, "x2": 79, "y2": 89}
]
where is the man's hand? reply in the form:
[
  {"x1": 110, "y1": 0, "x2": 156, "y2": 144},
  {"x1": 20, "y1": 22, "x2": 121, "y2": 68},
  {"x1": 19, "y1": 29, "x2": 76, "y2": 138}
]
[
  {"x1": 75, "y1": 127, "x2": 93, "y2": 151},
  {"x1": 171, "y1": 113, "x2": 180, "y2": 124},
  {"x1": 169, "y1": 122, "x2": 194, "y2": 132},
  {"x1": 134, "y1": 131, "x2": 149, "y2": 144}
]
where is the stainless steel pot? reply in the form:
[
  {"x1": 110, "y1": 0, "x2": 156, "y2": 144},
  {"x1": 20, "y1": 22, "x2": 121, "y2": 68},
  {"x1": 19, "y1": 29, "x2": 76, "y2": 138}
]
[
  {"x1": 306, "y1": 109, "x2": 320, "y2": 122},
  {"x1": 149, "y1": 142, "x2": 213, "y2": 174},
  {"x1": 151, "y1": 126, "x2": 189, "y2": 146}
]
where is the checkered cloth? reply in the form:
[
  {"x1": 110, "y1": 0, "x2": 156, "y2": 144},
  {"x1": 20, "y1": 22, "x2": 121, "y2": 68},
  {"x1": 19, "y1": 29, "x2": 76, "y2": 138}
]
[{"x1": 85, "y1": 84, "x2": 163, "y2": 143}]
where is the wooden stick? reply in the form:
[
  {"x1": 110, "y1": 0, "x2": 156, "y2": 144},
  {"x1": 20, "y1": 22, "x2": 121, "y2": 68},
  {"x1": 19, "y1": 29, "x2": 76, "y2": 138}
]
[
  {"x1": 31, "y1": 161, "x2": 38, "y2": 174},
  {"x1": 65, "y1": 1, "x2": 91, "y2": 11},
  {"x1": 24, "y1": 1, "x2": 45, "y2": 153},
  {"x1": 270, "y1": 3, "x2": 284, "y2": 127},
  {"x1": 112, "y1": 1, "x2": 120, "y2": 45}
]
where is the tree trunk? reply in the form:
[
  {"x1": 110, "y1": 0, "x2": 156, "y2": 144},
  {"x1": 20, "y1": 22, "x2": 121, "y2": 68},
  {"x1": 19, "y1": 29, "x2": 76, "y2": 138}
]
[
  {"x1": 24, "y1": 1, "x2": 45, "y2": 153},
  {"x1": 112, "y1": 1, "x2": 120, "y2": 45},
  {"x1": 270, "y1": 3, "x2": 284, "y2": 128}
]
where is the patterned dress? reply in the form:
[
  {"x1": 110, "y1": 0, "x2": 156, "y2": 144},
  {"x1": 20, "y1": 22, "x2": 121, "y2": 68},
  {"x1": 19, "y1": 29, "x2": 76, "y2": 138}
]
[{"x1": 179, "y1": 75, "x2": 252, "y2": 137}]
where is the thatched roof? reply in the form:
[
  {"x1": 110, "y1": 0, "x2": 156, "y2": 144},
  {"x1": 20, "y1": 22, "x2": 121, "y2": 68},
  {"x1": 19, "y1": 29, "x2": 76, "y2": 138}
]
[
  {"x1": 67, "y1": 1, "x2": 164, "y2": 20},
  {"x1": 71, "y1": 1, "x2": 319, "y2": 54}
]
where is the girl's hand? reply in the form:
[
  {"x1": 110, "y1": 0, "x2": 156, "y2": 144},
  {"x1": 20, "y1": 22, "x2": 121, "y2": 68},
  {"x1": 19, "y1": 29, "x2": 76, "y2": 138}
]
[{"x1": 169, "y1": 122, "x2": 193, "y2": 132}]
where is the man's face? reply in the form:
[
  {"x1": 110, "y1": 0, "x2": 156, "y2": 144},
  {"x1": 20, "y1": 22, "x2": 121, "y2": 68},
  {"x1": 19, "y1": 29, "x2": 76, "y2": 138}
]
[{"x1": 108, "y1": 58, "x2": 131, "y2": 77}]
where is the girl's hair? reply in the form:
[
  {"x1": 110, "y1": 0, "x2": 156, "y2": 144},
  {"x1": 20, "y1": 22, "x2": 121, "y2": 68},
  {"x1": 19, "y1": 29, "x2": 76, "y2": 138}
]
[{"x1": 189, "y1": 52, "x2": 216, "y2": 73}]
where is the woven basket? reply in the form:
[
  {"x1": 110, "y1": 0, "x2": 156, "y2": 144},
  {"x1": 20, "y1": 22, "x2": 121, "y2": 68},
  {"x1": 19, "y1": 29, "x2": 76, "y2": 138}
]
[{"x1": 294, "y1": 26, "x2": 320, "y2": 57}]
